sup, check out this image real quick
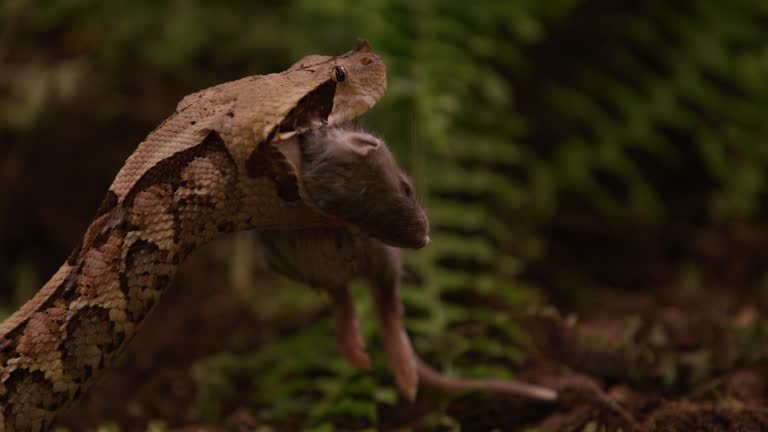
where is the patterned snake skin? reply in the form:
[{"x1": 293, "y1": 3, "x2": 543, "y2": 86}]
[{"x1": 0, "y1": 41, "x2": 386, "y2": 431}]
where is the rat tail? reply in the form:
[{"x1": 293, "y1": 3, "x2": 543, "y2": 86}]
[{"x1": 416, "y1": 359, "x2": 558, "y2": 402}]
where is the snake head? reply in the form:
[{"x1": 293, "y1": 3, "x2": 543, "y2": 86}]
[{"x1": 280, "y1": 40, "x2": 387, "y2": 135}]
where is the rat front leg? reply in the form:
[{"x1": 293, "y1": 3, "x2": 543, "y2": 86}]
[{"x1": 328, "y1": 285, "x2": 371, "y2": 369}]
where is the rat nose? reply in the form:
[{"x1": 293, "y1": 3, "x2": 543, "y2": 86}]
[{"x1": 412, "y1": 235, "x2": 430, "y2": 249}]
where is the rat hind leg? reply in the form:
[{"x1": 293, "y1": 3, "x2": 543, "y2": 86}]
[
  {"x1": 367, "y1": 276, "x2": 557, "y2": 402},
  {"x1": 369, "y1": 280, "x2": 420, "y2": 401}
]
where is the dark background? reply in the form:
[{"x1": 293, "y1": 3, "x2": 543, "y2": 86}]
[{"x1": 2, "y1": 1, "x2": 768, "y2": 430}]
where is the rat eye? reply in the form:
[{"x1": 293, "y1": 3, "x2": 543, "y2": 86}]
[
  {"x1": 401, "y1": 180, "x2": 413, "y2": 197},
  {"x1": 332, "y1": 65, "x2": 347, "y2": 83}
]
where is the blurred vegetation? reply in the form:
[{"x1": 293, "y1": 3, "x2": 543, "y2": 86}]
[{"x1": 3, "y1": 0, "x2": 768, "y2": 430}]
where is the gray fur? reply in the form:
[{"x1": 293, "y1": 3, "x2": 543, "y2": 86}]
[
  {"x1": 257, "y1": 127, "x2": 557, "y2": 402},
  {"x1": 258, "y1": 227, "x2": 401, "y2": 291},
  {"x1": 299, "y1": 126, "x2": 429, "y2": 249}
]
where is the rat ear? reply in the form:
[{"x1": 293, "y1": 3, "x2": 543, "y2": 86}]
[{"x1": 343, "y1": 132, "x2": 381, "y2": 157}]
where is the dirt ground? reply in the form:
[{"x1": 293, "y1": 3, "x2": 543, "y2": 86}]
[{"x1": 52, "y1": 241, "x2": 768, "y2": 432}]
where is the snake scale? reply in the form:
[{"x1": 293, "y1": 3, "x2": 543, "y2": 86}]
[{"x1": 0, "y1": 41, "x2": 386, "y2": 431}]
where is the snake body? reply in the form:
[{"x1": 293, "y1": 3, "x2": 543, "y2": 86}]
[{"x1": 0, "y1": 41, "x2": 386, "y2": 431}]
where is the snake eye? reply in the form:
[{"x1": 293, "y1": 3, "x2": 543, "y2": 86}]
[{"x1": 332, "y1": 65, "x2": 347, "y2": 83}]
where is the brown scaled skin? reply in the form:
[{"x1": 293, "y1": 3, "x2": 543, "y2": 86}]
[
  {"x1": 0, "y1": 41, "x2": 387, "y2": 431},
  {"x1": 259, "y1": 126, "x2": 558, "y2": 402}
]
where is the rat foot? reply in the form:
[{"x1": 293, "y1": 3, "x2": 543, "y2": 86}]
[{"x1": 330, "y1": 286, "x2": 371, "y2": 369}]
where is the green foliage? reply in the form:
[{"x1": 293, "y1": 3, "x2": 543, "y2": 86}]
[
  {"x1": 0, "y1": 0, "x2": 312, "y2": 132},
  {"x1": 532, "y1": 1, "x2": 768, "y2": 222},
  {"x1": 194, "y1": 280, "x2": 391, "y2": 429},
  {"x1": 196, "y1": 1, "x2": 567, "y2": 428},
  {"x1": 619, "y1": 314, "x2": 768, "y2": 388},
  {"x1": 4, "y1": 0, "x2": 768, "y2": 429},
  {"x1": 194, "y1": 0, "x2": 768, "y2": 429}
]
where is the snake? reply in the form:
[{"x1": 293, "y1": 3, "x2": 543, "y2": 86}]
[{"x1": 0, "y1": 40, "x2": 386, "y2": 431}]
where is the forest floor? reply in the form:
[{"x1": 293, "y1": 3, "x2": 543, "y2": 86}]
[{"x1": 53, "y1": 241, "x2": 768, "y2": 432}]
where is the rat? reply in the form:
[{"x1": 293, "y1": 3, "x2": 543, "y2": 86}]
[{"x1": 258, "y1": 125, "x2": 557, "y2": 402}]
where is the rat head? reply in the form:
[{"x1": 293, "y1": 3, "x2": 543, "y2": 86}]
[{"x1": 299, "y1": 126, "x2": 430, "y2": 249}]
